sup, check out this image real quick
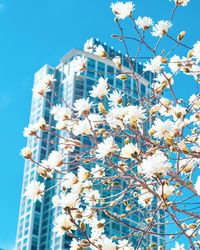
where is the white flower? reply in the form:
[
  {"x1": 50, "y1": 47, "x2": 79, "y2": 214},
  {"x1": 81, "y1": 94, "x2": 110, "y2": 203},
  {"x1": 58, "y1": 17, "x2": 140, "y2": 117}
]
[
  {"x1": 77, "y1": 166, "x2": 90, "y2": 181},
  {"x1": 171, "y1": 242, "x2": 185, "y2": 250},
  {"x1": 25, "y1": 181, "x2": 44, "y2": 202},
  {"x1": 189, "y1": 94, "x2": 200, "y2": 109},
  {"x1": 94, "y1": 45, "x2": 107, "y2": 58},
  {"x1": 23, "y1": 124, "x2": 37, "y2": 137},
  {"x1": 124, "y1": 105, "x2": 146, "y2": 125},
  {"x1": 106, "y1": 106, "x2": 127, "y2": 129},
  {"x1": 52, "y1": 193, "x2": 79, "y2": 209},
  {"x1": 154, "y1": 72, "x2": 174, "y2": 87},
  {"x1": 194, "y1": 176, "x2": 200, "y2": 195},
  {"x1": 157, "y1": 183, "x2": 174, "y2": 199},
  {"x1": 74, "y1": 98, "x2": 92, "y2": 116},
  {"x1": 90, "y1": 77, "x2": 108, "y2": 99},
  {"x1": 143, "y1": 56, "x2": 163, "y2": 73},
  {"x1": 169, "y1": 55, "x2": 191, "y2": 74},
  {"x1": 120, "y1": 143, "x2": 139, "y2": 159},
  {"x1": 71, "y1": 56, "x2": 87, "y2": 75},
  {"x1": 111, "y1": 1, "x2": 134, "y2": 20},
  {"x1": 135, "y1": 16, "x2": 153, "y2": 30},
  {"x1": 138, "y1": 188, "x2": 153, "y2": 207},
  {"x1": 112, "y1": 56, "x2": 121, "y2": 69},
  {"x1": 83, "y1": 189, "x2": 100, "y2": 206},
  {"x1": 117, "y1": 240, "x2": 134, "y2": 250},
  {"x1": 21, "y1": 147, "x2": 32, "y2": 159},
  {"x1": 101, "y1": 237, "x2": 116, "y2": 250},
  {"x1": 91, "y1": 164, "x2": 105, "y2": 178},
  {"x1": 192, "y1": 41, "x2": 200, "y2": 64},
  {"x1": 37, "y1": 160, "x2": 53, "y2": 179},
  {"x1": 51, "y1": 104, "x2": 72, "y2": 121},
  {"x1": 32, "y1": 82, "x2": 50, "y2": 98},
  {"x1": 53, "y1": 214, "x2": 76, "y2": 236},
  {"x1": 108, "y1": 90, "x2": 123, "y2": 107},
  {"x1": 61, "y1": 172, "x2": 78, "y2": 190},
  {"x1": 73, "y1": 119, "x2": 93, "y2": 136},
  {"x1": 91, "y1": 218, "x2": 105, "y2": 236},
  {"x1": 190, "y1": 64, "x2": 200, "y2": 81},
  {"x1": 96, "y1": 136, "x2": 118, "y2": 159},
  {"x1": 70, "y1": 239, "x2": 81, "y2": 250},
  {"x1": 48, "y1": 151, "x2": 64, "y2": 168},
  {"x1": 151, "y1": 20, "x2": 172, "y2": 38},
  {"x1": 140, "y1": 151, "x2": 171, "y2": 178},
  {"x1": 151, "y1": 118, "x2": 175, "y2": 139},
  {"x1": 172, "y1": 0, "x2": 190, "y2": 7},
  {"x1": 170, "y1": 105, "x2": 186, "y2": 120}
]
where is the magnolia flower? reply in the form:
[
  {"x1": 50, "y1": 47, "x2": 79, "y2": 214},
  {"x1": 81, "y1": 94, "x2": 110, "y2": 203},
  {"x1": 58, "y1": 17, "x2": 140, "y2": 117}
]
[
  {"x1": 61, "y1": 172, "x2": 78, "y2": 190},
  {"x1": 73, "y1": 119, "x2": 93, "y2": 136},
  {"x1": 37, "y1": 160, "x2": 53, "y2": 179},
  {"x1": 51, "y1": 104, "x2": 72, "y2": 121},
  {"x1": 143, "y1": 56, "x2": 163, "y2": 73},
  {"x1": 140, "y1": 151, "x2": 171, "y2": 178},
  {"x1": 194, "y1": 176, "x2": 200, "y2": 195},
  {"x1": 154, "y1": 72, "x2": 174, "y2": 87},
  {"x1": 53, "y1": 214, "x2": 76, "y2": 236},
  {"x1": 32, "y1": 82, "x2": 50, "y2": 98},
  {"x1": 70, "y1": 239, "x2": 81, "y2": 250},
  {"x1": 138, "y1": 188, "x2": 153, "y2": 207},
  {"x1": 25, "y1": 181, "x2": 44, "y2": 202},
  {"x1": 192, "y1": 41, "x2": 200, "y2": 64},
  {"x1": 48, "y1": 151, "x2": 64, "y2": 168},
  {"x1": 171, "y1": 105, "x2": 186, "y2": 120},
  {"x1": 189, "y1": 94, "x2": 200, "y2": 109},
  {"x1": 108, "y1": 90, "x2": 123, "y2": 107},
  {"x1": 77, "y1": 166, "x2": 90, "y2": 181},
  {"x1": 124, "y1": 105, "x2": 146, "y2": 125},
  {"x1": 71, "y1": 56, "x2": 87, "y2": 75},
  {"x1": 74, "y1": 98, "x2": 92, "y2": 116},
  {"x1": 190, "y1": 64, "x2": 200, "y2": 81},
  {"x1": 117, "y1": 240, "x2": 134, "y2": 250},
  {"x1": 83, "y1": 189, "x2": 100, "y2": 206},
  {"x1": 120, "y1": 143, "x2": 139, "y2": 159},
  {"x1": 171, "y1": 242, "x2": 185, "y2": 250},
  {"x1": 90, "y1": 77, "x2": 108, "y2": 98},
  {"x1": 106, "y1": 106, "x2": 127, "y2": 130},
  {"x1": 91, "y1": 218, "x2": 105, "y2": 236},
  {"x1": 23, "y1": 124, "x2": 37, "y2": 137},
  {"x1": 91, "y1": 164, "x2": 105, "y2": 178},
  {"x1": 169, "y1": 55, "x2": 191, "y2": 74},
  {"x1": 112, "y1": 56, "x2": 121, "y2": 69},
  {"x1": 173, "y1": 0, "x2": 190, "y2": 7},
  {"x1": 111, "y1": 1, "x2": 134, "y2": 20},
  {"x1": 52, "y1": 193, "x2": 79, "y2": 209},
  {"x1": 94, "y1": 45, "x2": 107, "y2": 58},
  {"x1": 21, "y1": 147, "x2": 32, "y2": 159},
  {"x1": 157, "y1": 183, "x2": 174, "y2": 199},
  {"x1": 97, "y1": 237, "x2": 116, "y2": 250},
  {"x1": 152, "y1": 20, "x2": 172, "y2": 38},
  {"x1": 135, "y1": 16, "x2": 153, "y2": 30},
  {"x1": 151, "y1": 118, "x2": 175, "y2": 139},
  {"x1": 96, "y1": 136, "x2": 118, "y2": 159}
]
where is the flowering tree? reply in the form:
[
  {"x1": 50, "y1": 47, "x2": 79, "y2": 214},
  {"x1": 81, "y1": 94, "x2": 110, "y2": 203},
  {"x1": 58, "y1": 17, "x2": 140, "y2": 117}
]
[{"x1": 21, "y1": 0, "x2": 200, "y2": 249}]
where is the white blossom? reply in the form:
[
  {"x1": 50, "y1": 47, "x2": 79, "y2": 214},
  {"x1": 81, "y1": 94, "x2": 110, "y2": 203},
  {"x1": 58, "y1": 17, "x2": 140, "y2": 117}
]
[
  {"x1": 135, "y1": 16, "x2": 153, "y2": 30},
  {"x1": 96, "y1": 136, "x2": 118, "y2": 159},
  {"x1": 151, "y1": 20, "x2": 172, "y2": 38},
  {"x1": 25, "y1": 181, "x2": 44, "y2": 202},
  {"x1": 157, "y1": 183, "x2": 175, "y2": 199},
  {"x1": 21, "y1": 147, "x2": 32, "y2": 159},
  {"x1": 151, "y1": 118, "x2": 175, "y2": 139},
  {"x1": 172, "y1": 0, "x2": 190, "y2": 7},
  {"x1": 94, "y1": 45, "x2": 107, "y2": 58},
  {"x1": 23, "y1": 124, "x2": 37, "y2": 137},
  {"x1": 171, "y1": 242, "x2": 185, "y2": 250},
  {"x1": 53, "y1": 214, "x2": 76, "y2": 236},
  {"x1": 48, "y1": 151, "x2": 64, "y2": 168},
  {"x1": 51, "y1": 104, "x2": 72, "y2": 121},
  {"x1": 120, "y1": 143, "x2": 139, "y2": 159},
  {"x1": 138, "y1": 188, "x2": 153, "y2": 207},
  {"x1": 74, "y1": 98, "x2": 92, "y2": 116},
  {"x1": 140, "y1": 151, "x2": 171, "y2": 178},
  {"x1": 111, "y1": 1, "x2": 134, "y2": 20},
  {"x1": 52, "y1": 193, "x2": 79, "y2": 209},
  {"x1": 90, "y1": 77, "x2": 108, "y2": 99},
  {"x1": 108, "y1": 90, "x2": 123, "y2": 107},
  {"x1": 71, "y1": 56, "x2": 87, "y2": 75},
  {"x1": 143, "y1": 56, "x2": 163, "y2": 73}
]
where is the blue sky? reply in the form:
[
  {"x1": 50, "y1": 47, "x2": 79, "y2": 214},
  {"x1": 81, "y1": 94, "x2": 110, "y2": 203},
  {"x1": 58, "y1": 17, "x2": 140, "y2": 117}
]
[{"x1": 0, "y1": 0, "x2": 199, "y2": 249}]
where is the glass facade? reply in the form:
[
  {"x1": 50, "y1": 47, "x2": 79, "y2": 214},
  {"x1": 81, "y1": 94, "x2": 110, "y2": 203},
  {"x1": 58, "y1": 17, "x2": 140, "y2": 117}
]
[{"x1": 16, "y1": 38, "x2": 164, "y2": 250}]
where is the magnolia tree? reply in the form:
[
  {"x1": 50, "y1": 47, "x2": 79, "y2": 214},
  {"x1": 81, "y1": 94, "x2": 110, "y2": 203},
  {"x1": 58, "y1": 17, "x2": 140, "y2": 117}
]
[{"x1": 21, "y1": 0, "x2": 200, "y2": 249}]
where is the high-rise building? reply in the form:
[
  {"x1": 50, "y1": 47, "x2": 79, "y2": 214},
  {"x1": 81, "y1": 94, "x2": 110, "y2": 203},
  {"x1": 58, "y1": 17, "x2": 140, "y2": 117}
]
[{"x1": 16, "y1": 38, "x2": 165, "y2": 250}]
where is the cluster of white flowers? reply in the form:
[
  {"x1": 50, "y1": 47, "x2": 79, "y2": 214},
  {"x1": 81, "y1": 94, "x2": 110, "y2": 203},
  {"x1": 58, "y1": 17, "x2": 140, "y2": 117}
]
[{"x1": 32, "y1": 74, "x2": 55, "y2": 97}]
